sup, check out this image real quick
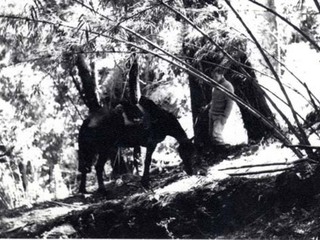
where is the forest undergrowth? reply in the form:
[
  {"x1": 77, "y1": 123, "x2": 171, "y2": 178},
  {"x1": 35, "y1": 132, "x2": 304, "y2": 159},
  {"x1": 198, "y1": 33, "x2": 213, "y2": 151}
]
[{"x1": 1, "y1": 140, "x2": 320, "y2": 239}]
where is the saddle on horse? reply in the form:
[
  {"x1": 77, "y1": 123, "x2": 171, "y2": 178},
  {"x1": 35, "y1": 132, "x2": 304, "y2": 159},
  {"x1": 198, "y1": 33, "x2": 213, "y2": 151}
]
[
  {"x1": 87, "y1": 97, "x2": 159, "y2": 129},
  {"x1": 118, "y1": 96, "x2": 160, "y2": 128}
]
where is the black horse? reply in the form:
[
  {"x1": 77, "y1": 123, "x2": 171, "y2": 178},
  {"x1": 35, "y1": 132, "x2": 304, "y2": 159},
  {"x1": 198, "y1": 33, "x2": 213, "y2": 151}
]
[{"x1": 78, "y1": 97, "x2": 194, "y2": 193}]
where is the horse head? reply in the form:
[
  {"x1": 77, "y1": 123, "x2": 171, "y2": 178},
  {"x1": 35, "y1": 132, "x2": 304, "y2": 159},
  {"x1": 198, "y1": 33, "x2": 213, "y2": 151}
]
[{"x1": 177, "y1": 138, "x2": 195, "y2": 175}]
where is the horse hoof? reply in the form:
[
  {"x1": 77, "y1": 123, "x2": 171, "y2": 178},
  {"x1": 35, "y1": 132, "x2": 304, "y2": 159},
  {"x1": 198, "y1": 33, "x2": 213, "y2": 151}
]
[{"x1": 184, "y1": 167, "x2": 194, "y2": 176}]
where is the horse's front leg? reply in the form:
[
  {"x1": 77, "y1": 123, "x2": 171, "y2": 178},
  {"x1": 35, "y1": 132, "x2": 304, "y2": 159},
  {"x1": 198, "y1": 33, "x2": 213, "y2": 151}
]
[
  {"x1": 96, "y1": 152, "x2": 108, "y2": 193},
  {"x1": 79, "y1": 172, "x2": 87, "y2": 193},
  {"x1": 141, "y1": 144, "x2": 156, "y2": 188},
  {"x1": 78, "y1": 151, "x2": 93, "y2": 194}
]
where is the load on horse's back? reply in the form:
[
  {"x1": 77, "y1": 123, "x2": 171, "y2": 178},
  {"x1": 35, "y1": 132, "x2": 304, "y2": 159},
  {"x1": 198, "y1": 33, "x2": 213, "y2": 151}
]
[
  {"x1": 78, "y1": 96, "x2": 194, "y2": 193},
  {"x1": 124, "y1": 48, "x2": 144, "y2": 124}
]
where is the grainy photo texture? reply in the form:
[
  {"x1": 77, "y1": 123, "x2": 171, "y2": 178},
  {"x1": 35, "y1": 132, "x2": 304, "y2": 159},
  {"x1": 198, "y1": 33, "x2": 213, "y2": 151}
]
[{"x1": 0, "y1": 0, "x2": 320, "y2": 238}]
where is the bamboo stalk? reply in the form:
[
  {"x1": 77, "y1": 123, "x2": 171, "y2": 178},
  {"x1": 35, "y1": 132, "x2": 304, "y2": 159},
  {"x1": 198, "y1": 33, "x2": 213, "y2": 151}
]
[
  {"x1": 184, "y1": 53, "x2": 316, "y2": 112},
  {"x1": 220, "y1": 164, "x2": 290, "y2": 171},
  {"x1": 285, "y1": 144, "x2": 320, "y2": 149},
  {"x1": 314, "y1": 0, "x2": 320, "y2": 13},
  {"x1": 262, "y1": 83, "x2": 320, "y2": 144},
  {"x1": 200, "y1": 0, "x2": 320, "y2": 141},
  {"x1": 218, "y1": 158, "x2": 308, "y2": 171},
  {"x1": 171, "y1": 0, "x2": 316, "y2": 108},
  {"x1": 304, "y1": 83, "x2": 320, "y2": 110},
  {"x1": 262, "y1": 83, "x2": 320, "y2": 145},
  {"x1": 154, "y1": 1, "x2": 305, "y2": 156},
  {"x1": 123, "y1": 43, "x2": 303, "y2": 157},
  {"x1": 225, "y1": 0, "x2": 311, "y2": 156},
  {"x1": 205, "y1": 12, "x2": 320, "y2": 108},
  {"x1": 120, "y1": 25, "x2": 293, "y2": 144},
  {"x1": 74, "y1": 0, "x2": 312, "y2": 130},
  {"x1": 260, "y1": 85, "x2": 305, "y2": 122},
  {"x1": 259, "y1": 85, "x2": 304, "y2": 138},
  {"x1": 0, "y1": 13, "x2": 303, "y2": 157},
  {"x1": 228, "y1": 167, "x2": 293, "y2": 176},
  {"x1": 157, "y1": 0, "x2": 253, "y2": 72}
]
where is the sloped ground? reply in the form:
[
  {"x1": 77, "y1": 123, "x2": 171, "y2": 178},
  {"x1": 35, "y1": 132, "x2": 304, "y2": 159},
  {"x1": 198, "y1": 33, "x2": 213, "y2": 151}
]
[{"x1": 1, "y1": 143, "x2": 320, "y2": 238}]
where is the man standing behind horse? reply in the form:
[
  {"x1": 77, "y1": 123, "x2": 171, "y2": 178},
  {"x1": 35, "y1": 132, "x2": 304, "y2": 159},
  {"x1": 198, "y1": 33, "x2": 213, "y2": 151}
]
[{"x1": 208, "y1": 67, "x2": 234, "y2": 147}]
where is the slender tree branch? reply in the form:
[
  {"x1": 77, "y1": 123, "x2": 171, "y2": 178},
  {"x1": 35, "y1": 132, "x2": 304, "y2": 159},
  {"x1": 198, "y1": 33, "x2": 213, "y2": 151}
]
[
  {"x1": 117, "y1": 29, "x2": 302, "y2": 157},
  {"x1": 159, "y1": 1, "x2": 224, "y2": 51},
  {"x1": 260, "y1": 85, "x2": 304, "y2": 135},
  {"x1": 0, "y1": 13, "x2": 303, "y2": 157},
  {"x1": 76, "y1": 0, "x2": 317, "y2": 119},
  {"x1": 158, "y1": 0, "x2": 252, "y2": 71},
  {"x1": 225, "y1": 0, "x2": 311, "y2": 155},
  {"x1": 260, "y1": 85, "x2": 305, "y2": 123},
  {"x1": 184, "y1": 53, "x2": 316, "y2": 110},
  {"x1": 157, "y1": 0, "x2": 306, "y2": 156},
  {"x1": 285, "y1": 144, "x2": 320, "y2": 149},
  {"x1": 201, "y1": 1, "x2": 320, "y2": 112},
  {"x1": 72, "y1": 0, "x2": 113, "y2": 21},
  {"x1": 227, "y1": 167, "x2": 294, "y2": 176},
  {"x1": 72, "y1": 0, "x2": 159, "y2": 28},
  {"x1": 248, "y1": 0, "x2": 320, "y2": 51},
  {"x1": 117, "y1": 4, "x2": 159, "y2": 26},
  {"x1": 314, "y1": 0, "x2": 320, "y2": 13},
  {"x1": 218, "y1": 157, "x2": 309, "y2": 171},
  {"x1": 203, "y1": 11, "x2": 320, "y2": 108},
  {"x1": 304, "y1": 82, "x2": 320, "y2": 110},
  {"x1": 259, "y1": 85, "x2": 320, "y2": 140},
  {"x1": 69, "y1": 2, "x2": 292, "y2": 147},
  {"x1": 181, "y1": 54, "x2": 320, "y2": 139}
]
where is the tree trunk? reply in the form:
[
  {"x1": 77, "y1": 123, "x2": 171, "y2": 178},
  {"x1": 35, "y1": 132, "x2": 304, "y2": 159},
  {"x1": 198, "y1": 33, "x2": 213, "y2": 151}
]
[
  {"x1": 181, "y1": 0, "x2": 215, "y2": 150},
  {"x1": 181, "y1": 1, "x2": 275, "y2": 148},
  {"x1": 224, "y1": 53, "x2": 274, "y2": 141},
  {"x1": 188, "y1": 72, "x2": 212, "y2": 149}
]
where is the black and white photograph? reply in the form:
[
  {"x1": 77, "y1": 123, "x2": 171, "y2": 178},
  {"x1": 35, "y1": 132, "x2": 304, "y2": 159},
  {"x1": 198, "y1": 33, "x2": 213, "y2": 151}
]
[{"x1": 0, "y1": 0, "x2": 320, "y2": 238}]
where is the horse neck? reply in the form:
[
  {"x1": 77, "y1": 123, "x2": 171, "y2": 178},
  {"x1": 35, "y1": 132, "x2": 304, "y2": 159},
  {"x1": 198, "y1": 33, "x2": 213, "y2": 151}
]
[
  {"x1": 167, "y1": 117, "x2": 189, "y2": 144},
  {"x1": 143, "y1": 100, "x2": 189, "y2": 144}
]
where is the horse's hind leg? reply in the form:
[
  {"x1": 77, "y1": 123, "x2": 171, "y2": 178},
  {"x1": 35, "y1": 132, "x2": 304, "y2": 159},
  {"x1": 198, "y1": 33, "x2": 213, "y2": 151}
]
[
  {"x1": 79, "y1": 173, "x2": 87, "y2": 193},
  {"x1": 78, "y1": 146, "x2": 95, "y2": 193},
  {"x1": 141, "y1": 145, "x2": 156, "y2": 188}
]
